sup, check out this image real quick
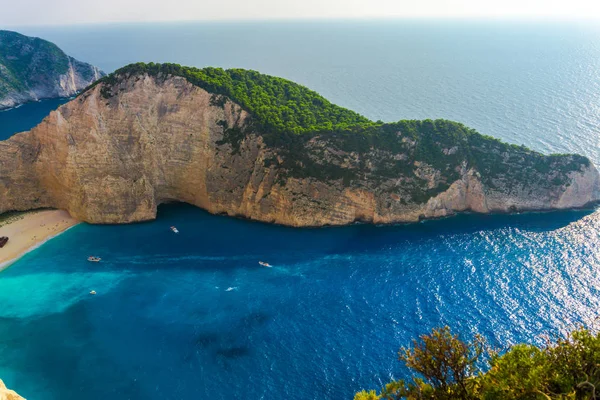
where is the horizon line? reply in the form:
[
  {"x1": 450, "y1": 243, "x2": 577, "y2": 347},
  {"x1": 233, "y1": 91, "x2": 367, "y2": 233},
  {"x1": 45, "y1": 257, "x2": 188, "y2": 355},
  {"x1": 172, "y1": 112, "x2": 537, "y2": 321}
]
[{"x1": 4, "y1": 14, "x2": 600, "y2": 29}]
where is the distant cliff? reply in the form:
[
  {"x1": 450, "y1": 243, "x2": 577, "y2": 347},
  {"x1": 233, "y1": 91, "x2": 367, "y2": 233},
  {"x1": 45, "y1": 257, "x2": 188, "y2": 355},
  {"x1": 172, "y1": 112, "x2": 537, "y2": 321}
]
[
  {"x1": 0, "y1": 63, "x2": 598, "y2": 226},
  {"x1": 0, "y1": 30, "x2": 104, "y2": 110},
  {"x1": 0, "y1": 380, "x2": 24, "y2": 400}
]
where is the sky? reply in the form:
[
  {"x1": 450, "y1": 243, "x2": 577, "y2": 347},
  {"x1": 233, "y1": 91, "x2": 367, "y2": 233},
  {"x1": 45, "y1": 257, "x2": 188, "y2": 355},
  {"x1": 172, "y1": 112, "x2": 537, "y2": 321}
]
[{"x1": 1, "y1": 0, "x2": 600, "y2": 26}]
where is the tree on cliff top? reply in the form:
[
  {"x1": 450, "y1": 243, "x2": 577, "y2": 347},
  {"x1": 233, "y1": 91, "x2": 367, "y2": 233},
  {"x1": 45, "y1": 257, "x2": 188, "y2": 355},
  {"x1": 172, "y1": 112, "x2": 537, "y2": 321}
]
[{"x1": 355, "y1": 326, "x2": 600, "y2": 400}]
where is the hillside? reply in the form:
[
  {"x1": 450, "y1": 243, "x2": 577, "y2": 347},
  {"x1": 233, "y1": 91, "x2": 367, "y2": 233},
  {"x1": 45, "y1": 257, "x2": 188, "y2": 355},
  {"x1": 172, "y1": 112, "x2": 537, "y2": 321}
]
[
  {"x1": 0, "y1": 63, "x2": 597, "y2": 225},
  {"x1": 0, "y1": 30, "x2": 104, "y2": 109}
]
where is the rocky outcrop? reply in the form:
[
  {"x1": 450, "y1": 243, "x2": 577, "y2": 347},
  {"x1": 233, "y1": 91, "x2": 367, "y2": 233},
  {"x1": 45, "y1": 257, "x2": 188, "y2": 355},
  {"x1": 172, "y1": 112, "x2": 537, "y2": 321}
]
[
  {"x1": 0, "y1": 30, "x2": 103, "y2": 110},
  {"x1": 0, "y1": 380, "x2": 25, "y2": 400},
  {"x1": 0, "y1": 73, "x2": 598, "y2": 226}
]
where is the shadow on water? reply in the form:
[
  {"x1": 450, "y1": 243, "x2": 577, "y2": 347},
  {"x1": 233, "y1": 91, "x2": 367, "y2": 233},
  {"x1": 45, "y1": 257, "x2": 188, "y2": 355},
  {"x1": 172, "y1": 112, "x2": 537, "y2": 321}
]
[
  {"x1": 153, "y1": 202, "x2": 596, "y2": 236},
  {"x1": 194, "y1": 332, "x2": 220, "y2": 348},
  {"x1": 190, "y1": 311, "x2": 271, "y2": 363},
  {"x1": 330, "y1": 207, "x2": 597, "y2": 247},
  {"x1": 45, "y1": 203, "x2": 596, "y2": 275},
  {"x1": 215, "y1": 346, "x2": 251, "y2": 360},
  {"x1": 241, "y1": 311, "x2": 272, "y2": 326}
]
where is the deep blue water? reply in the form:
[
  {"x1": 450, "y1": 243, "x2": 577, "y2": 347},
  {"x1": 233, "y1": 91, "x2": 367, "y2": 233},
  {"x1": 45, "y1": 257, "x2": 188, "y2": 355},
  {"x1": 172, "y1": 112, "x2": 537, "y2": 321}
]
[
  {"x1": 1, "y1": 20, "x2": 600, "y2": 400},
  {"x1": 0, "y1": 98, "x2": 69, "y2": 140},
  {"x1": 1, "y1": 205, "x2": 600, "y2": 400},
  {"x1": 1, "y1": 206, "x2": 600, "y2": 400}
]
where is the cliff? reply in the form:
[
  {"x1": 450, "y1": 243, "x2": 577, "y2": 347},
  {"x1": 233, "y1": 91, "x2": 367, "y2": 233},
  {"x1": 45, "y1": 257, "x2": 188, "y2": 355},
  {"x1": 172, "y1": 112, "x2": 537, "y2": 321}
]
[
  {"x1": 0, "y1": 380, "x2": 24, "y2": 400},
  {"x1": 0, "y1": 30, "x2": 104, "y2": 110},
  {"x1": 0, "y1": 63, "x2": 598, "y2": 226}
]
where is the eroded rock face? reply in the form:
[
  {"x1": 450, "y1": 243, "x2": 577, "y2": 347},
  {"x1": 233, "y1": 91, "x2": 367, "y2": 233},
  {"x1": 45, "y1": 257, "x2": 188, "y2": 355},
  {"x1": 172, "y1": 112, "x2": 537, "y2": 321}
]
[
  {"x1": 0, "y1": 30, "x2": 104, "y2": 110},
  {"x1": 0, "y1": 74, "x2": 598, "y2": 226},
  {"x1": 0, "y1": 58, "x2": 103, "y2": 110},
  {"x1": 0, "y1": 380, "x2": 25, "y2": 400}
]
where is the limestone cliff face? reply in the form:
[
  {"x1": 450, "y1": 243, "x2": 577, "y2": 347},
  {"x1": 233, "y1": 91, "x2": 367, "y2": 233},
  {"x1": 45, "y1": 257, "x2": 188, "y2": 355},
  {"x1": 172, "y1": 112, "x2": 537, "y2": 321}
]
[
  {"x1": 0, "y1": 74, "x2": 598, "y2": 226},
  {"x1": 0, "y1": 30, "x2": 104, "y2": 110},
  {"x1": 0, "y1": 380, "x2": 24, "y2": 400}
]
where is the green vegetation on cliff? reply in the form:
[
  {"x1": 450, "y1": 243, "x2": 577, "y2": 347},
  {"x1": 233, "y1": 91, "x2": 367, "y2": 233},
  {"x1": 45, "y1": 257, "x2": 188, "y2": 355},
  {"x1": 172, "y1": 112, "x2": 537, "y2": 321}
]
[
  {"x1": 94, "y1": 62, "x2": 371, "y2": 134},
  {"x1": 0, "y1": 30, "x2": 103, "y2": 108},
  {"x1": 92, "y1": 63, "x2": 591, "y2": 201},
  {"x1": 0, "y1": 31, "x2": 70, "y2": 95},
  {"x1": 356, "y1": 326, "x2": 600, "y2": 400}
]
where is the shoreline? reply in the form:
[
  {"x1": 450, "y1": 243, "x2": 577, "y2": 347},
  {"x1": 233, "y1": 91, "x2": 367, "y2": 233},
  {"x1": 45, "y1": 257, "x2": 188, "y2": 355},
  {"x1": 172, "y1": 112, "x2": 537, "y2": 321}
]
[
  {"x1": 0, "y1": 210, "x2": 79, "y2": 272},
  {"x1": 204, "y1": 200, "x2": 600, "y2": 229},
  {"x1": 0, "y1": 103, "x2": 23, "y2": 112},
  {"x1": 0, "y1": 96, "x2": 73, "y2": 113}
]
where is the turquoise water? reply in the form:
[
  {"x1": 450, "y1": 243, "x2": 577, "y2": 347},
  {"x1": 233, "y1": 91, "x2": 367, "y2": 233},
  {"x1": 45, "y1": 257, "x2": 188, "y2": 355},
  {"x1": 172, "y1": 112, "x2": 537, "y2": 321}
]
[
  {"x1": 1, "y1": 205, "x2": 600, "y2": 400},
  {"x1": 1, "y1": 20, "x2": 600, "y2": 399}
]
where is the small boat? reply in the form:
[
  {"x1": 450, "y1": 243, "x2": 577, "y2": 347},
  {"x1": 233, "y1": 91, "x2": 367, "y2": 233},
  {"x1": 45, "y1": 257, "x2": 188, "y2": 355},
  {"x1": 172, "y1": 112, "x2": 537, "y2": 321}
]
[
  {"x1": 0, "y1": 236, "x2": 8, "y2": 248},
  {"x1": 171, "y1": 226, "x2": 179, "y2": 234},
  {"x1": 87, "y1": 256, "x2": 101, "y2": 262},
  {"x1": 258, "y1": 261, "x2": 272, "y2": 268},
  {"x1": 90, "y1": 290, "x2": 97, "y2": 295}
]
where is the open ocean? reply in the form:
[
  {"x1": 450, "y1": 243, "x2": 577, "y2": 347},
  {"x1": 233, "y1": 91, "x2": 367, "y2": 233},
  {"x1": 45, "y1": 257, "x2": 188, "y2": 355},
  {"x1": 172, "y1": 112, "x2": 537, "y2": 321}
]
[{"x1": 0, "y1": 20, "x2": 599, "y2": 400}]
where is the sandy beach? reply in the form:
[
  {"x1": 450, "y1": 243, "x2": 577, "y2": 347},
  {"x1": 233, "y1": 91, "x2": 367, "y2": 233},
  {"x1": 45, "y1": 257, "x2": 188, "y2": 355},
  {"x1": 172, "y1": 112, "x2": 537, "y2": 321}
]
[{"x1": 0, "y1": 209, "x2": 78, "y2": 271}]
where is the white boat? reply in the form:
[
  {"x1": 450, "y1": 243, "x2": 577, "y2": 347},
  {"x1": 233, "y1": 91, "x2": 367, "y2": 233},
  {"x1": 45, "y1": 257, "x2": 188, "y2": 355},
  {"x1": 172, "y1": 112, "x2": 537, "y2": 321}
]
[
  {"x1": 258, "y1": 261, "x2": 272, "y2": 267},
  {"x1": 87, "y1": 256, "x2": 101, "y2": 262},
  {"x1": 171, "y1": 226, "x2": 179, "y2": 233},
  {"x1": 90, "y1": 290, "x2": 97, "y2": 295}
]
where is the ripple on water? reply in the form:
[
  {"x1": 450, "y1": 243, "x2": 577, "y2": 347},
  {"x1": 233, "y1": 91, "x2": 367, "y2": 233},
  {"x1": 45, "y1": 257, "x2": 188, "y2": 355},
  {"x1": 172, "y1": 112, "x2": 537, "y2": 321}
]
[
  {"x1": 0, "y1": 21, "x2": 600, "y2": 400},
  {"x1": 0, "y1": 205, "x2": 599, "y2": 400}
]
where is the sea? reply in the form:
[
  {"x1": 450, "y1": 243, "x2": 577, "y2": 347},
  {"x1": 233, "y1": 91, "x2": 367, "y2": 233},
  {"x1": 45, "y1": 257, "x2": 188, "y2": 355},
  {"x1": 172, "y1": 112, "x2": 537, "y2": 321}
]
[{"x1": 0, "y1": 20, "x2": 599, "y2": 400}]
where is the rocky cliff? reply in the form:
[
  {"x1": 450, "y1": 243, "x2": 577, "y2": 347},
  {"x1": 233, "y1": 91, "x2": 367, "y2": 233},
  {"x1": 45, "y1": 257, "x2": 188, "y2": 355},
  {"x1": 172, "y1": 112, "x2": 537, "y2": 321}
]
[
  {"x1": 0, "y1": 30, "x2": 104, "y2": 110},
  {"x1": 0, "y1": 64, "x2": 598, "y2": 226},
  {"x1": 0, "y1": 380, "x2": 24, "y2": 400}
]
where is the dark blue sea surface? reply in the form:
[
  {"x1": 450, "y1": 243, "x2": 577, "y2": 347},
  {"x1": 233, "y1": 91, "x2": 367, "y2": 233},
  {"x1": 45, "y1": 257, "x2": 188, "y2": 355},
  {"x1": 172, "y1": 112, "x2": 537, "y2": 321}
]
[
  {"x1": 0, "y1": 20, "x2": 600, "y2": 400},
  {"x1": 0, "y1": 98, "x2": 69, "y2": 140}
]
